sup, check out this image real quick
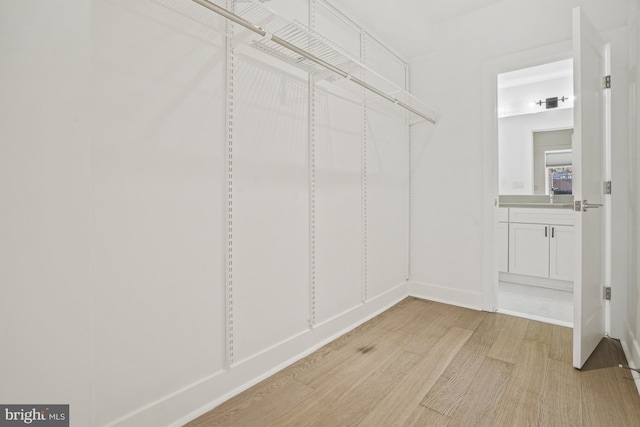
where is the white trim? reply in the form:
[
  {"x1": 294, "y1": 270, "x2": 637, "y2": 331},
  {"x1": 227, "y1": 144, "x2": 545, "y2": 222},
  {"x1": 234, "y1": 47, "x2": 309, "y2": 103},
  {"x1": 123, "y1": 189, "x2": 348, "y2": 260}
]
[
  {"x1": 482, "y1": 40, "x2": 573, "y2": 313},
  {"x1": 409, "y1": 281, "x2": 483, "y2": 311},
  {"x1": 499, "y1": 272, "x2": 573, "y2": 292},
  {"x1": 496, "y1": 308, "x2": 573, "y2": 328},
  {"x1": 106, "y1": 283, "x2": 408, "y2": 427}
]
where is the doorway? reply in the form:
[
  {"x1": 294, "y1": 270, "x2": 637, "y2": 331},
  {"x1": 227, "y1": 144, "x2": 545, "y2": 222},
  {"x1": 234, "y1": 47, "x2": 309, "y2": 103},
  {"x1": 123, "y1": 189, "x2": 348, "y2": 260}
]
[
  {"x1": 495, "y1": 59, "x2": 575, "y2": 326},
  {"x1": 483, "y1": 8, "x2": 612, "y2": 368}
]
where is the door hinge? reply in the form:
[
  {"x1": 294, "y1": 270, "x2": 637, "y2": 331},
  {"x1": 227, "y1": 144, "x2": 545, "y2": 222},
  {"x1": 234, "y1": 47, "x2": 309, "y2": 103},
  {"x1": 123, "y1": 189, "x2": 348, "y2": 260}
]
[
  {"x1": 604, "y1": 286, "x2": 611, "y2": 301},
  {"x1": 604, "y1": 181, "x2": 612, "y2": 194},
  {"x1": 604, "y1": 75, "x2": 611, "y2": 89}
]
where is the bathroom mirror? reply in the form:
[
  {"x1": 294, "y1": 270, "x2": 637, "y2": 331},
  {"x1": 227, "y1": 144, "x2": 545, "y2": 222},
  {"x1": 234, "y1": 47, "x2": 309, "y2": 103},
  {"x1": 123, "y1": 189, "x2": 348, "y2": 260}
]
[{"x1": 497, "y1": 59, "x2": 574, "y2": 196}]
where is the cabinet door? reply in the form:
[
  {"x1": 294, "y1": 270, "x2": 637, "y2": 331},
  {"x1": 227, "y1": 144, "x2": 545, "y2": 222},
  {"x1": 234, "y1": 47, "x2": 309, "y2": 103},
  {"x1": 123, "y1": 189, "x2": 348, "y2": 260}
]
[
  {"x1": 549, "y1": 225, "x2": 575, "y2": 281},
  {"x1": 509, "y1": 223, "x2": 549, "y2": 278},
  {"x1": 497, "y1": 222, "x2": 509, "y2": 272}
]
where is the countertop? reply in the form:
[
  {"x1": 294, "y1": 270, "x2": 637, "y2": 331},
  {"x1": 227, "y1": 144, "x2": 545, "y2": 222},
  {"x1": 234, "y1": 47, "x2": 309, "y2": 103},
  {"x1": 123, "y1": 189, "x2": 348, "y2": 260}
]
[{"x1": 498, "y1": 195, "x2": 574, "y2": 210}]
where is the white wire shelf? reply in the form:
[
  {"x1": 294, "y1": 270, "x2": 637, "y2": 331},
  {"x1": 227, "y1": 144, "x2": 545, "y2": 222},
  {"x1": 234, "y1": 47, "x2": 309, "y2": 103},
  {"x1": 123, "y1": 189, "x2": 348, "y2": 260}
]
[
  {"x1": 233, "y1": 1, "x2": 372, "y2": 81},
  {"x1": 154, "y1": 0, "x2": 439, "y2": 124}
]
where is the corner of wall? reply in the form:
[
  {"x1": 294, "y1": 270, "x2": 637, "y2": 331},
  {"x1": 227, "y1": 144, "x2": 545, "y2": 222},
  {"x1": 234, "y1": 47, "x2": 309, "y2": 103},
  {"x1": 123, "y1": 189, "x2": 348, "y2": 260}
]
[{"x1": 408, "y1": 281, "x2": 484, "y2": 311}]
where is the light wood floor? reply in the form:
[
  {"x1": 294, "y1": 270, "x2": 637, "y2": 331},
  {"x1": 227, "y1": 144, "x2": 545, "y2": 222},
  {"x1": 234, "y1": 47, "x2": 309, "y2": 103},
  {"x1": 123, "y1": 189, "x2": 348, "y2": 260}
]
[{"x1": 186, "y1": 297, "x2": 640, "y2": 426}]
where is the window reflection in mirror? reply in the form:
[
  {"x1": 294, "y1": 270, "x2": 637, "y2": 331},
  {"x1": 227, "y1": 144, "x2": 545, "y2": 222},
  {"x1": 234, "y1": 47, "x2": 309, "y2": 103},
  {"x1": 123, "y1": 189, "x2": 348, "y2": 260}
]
[
  {"x1": 533, "y1": 130, "x2": 573, "y2": 195},
  {"x1": 545, "y1": 149, "x2": 572, "y2": 195}
]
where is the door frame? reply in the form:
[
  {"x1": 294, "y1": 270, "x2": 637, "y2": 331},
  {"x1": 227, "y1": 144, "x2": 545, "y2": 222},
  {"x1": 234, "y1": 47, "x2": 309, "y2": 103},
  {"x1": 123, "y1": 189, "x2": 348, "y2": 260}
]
[
  {"x1": 481, "y1": 40, "x2": 614, "y2": 337},
  {"x1": 481, "y1": 40, "x2": 573, "y2": 311}
]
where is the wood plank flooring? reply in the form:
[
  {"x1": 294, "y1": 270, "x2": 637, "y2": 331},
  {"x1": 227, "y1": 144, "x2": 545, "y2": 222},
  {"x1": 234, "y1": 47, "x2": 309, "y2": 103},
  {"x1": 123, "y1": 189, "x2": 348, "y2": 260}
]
[{"x1": 186, "y1": 297, "x2": 640, "y2": 426}]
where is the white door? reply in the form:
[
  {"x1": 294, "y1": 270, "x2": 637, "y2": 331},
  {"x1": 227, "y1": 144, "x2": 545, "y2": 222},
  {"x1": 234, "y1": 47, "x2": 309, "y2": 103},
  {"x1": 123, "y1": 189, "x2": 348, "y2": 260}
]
[{"x1": 572, "y1": 7, "x2": 608, "y2": 369}]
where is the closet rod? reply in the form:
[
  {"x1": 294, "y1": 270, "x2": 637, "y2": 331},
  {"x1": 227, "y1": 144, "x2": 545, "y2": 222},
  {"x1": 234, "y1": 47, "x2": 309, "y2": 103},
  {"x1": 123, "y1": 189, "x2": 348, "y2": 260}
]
[{"x1": 192, "y1": 0, "x2": 437, "y2": 124}]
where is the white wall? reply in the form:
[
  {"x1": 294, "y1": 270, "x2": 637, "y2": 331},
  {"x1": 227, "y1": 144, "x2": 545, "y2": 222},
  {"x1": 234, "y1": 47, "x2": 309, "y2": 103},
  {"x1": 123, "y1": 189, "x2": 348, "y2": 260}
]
[
  {"x1": 0, "y1": 1, "x2": 94, "y2": 426},
  {"x1": 93, "y1": 0, "x2": 412, "y2": 424},
  {"x1": 410, "y1": 0, "x2": 632, "y2": 314},
  {"x1": 314, "y1": 81, "x2": 363, "y2": 322},
  {"x1": 2, "y1": 0, "x2": 416, "y2": 426},
  {"x1": 92, "y1": 0, "x2": 227, "y2": 423},
  {"x1": 499, "y1": 74, "x2": 573, "y2": 117}
]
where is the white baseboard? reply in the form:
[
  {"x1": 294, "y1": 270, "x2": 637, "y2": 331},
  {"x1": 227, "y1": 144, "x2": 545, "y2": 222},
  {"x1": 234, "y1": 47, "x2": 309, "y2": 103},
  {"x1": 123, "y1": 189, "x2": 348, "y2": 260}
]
[
  {"x1": 496, "y1": 308, "x2": 572, "y2": 328},
  {"x1": 107, "y1": 282, "x2": 409, "y2": 427},
  {"x1": 622, "y1": 323, "x2": 640, "y2": 397},
  {"x1": 408, "y1": 281, "x2": 483, "y2": 311},
  {"x1": 499, "y1": 272, "x2": 573, "y2": 292}
]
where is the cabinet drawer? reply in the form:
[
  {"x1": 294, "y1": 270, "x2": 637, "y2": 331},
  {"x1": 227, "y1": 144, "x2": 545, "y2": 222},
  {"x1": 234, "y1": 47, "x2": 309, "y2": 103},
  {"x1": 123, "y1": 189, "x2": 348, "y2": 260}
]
[{"x1": 509, "y1": 208, "x2": 574, "y2": 225}]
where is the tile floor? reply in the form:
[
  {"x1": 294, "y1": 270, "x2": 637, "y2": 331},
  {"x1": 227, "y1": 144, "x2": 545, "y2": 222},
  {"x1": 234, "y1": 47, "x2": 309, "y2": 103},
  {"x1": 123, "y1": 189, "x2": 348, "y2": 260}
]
[{"x1": 498, "y1": 281, "x2": 573, "y2": 326}]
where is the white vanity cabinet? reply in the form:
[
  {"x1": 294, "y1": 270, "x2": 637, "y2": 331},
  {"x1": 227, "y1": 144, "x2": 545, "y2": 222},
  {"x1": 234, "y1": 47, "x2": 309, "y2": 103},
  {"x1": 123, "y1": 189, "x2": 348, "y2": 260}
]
[{"x1": 507, "y1": 208, "x2": 574, "y2": 281}]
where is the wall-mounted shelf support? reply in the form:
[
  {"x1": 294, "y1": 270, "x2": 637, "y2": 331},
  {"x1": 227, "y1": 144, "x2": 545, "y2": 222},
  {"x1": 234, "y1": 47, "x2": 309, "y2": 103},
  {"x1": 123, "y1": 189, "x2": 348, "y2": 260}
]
[{"x1": 192, "y1": 0, "x2": 438, "y2": 124}]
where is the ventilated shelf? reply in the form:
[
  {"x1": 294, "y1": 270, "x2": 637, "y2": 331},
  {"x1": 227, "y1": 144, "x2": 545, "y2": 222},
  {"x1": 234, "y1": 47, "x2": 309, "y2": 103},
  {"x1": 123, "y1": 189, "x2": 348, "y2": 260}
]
[{"x1": 155, "y1": 0, "x2": 439, "y2": 124}]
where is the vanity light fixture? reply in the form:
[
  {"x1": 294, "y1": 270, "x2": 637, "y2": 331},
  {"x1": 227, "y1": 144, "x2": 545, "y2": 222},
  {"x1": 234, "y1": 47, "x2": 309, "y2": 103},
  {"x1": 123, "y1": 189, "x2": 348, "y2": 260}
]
[{"x1": 535, "y1": 96, "x2": 569, "y2": 109}]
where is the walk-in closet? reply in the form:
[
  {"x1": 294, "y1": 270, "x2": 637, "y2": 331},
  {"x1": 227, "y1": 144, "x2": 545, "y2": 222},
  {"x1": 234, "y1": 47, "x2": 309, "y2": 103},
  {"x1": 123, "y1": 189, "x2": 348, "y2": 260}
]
[{"x1": 2, "y1": 0, "x2": 640, "y2": 426}]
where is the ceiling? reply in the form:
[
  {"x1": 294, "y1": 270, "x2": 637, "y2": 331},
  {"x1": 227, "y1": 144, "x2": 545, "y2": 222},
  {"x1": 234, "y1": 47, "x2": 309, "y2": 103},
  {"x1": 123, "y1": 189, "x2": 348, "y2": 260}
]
[
  {"x1": 329, "y1": 0, "x2": 504, "y2": 58},
  {"x1": 498, "y1": 59, "x2": 574, "y2": 89}
]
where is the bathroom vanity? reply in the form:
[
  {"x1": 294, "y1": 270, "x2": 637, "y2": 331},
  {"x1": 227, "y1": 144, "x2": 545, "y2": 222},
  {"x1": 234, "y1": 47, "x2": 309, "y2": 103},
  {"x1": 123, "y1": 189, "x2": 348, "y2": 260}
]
[{"x1": 497, "y1": 195, "x2": 575, "y2": 291}]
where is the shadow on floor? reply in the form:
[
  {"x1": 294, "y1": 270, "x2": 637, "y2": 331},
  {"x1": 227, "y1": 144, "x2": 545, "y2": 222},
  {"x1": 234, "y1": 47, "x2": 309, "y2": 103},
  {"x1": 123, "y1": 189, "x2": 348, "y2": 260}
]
[{"x1": 581, "y1": 336, "x2": 629, "y2": 371}]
